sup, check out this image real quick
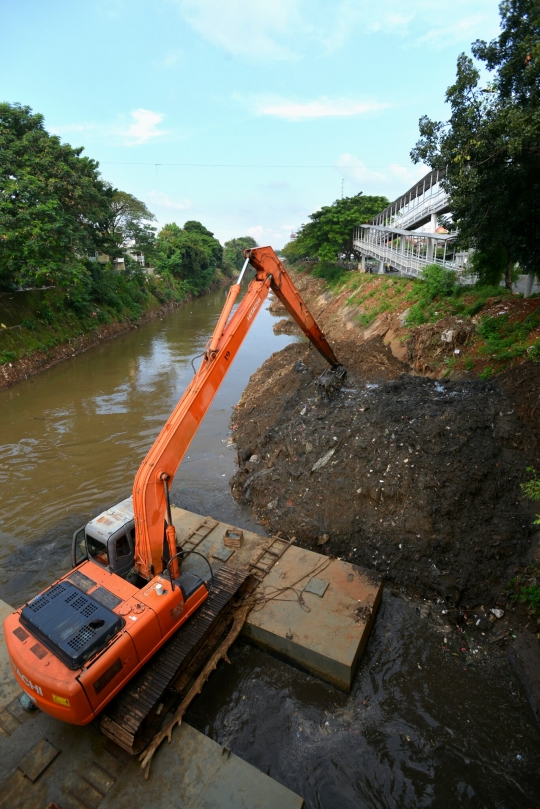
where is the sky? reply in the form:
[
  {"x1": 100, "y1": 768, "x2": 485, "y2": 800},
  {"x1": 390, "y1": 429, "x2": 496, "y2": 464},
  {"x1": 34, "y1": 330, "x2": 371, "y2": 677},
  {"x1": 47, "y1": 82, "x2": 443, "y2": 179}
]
[{"x1": 1, "y1": 0, "x2": 502, "y2": 249}]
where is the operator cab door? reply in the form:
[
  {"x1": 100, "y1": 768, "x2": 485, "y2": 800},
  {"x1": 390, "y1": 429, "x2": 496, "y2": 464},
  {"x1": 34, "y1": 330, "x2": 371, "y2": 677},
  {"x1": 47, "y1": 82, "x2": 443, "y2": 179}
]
[
  {"x1": 72, "y1": 525, "x2": 88, "y2": 567},
  {"x1": 107, "y1": 526, "x2": 135, "y2": 579}
]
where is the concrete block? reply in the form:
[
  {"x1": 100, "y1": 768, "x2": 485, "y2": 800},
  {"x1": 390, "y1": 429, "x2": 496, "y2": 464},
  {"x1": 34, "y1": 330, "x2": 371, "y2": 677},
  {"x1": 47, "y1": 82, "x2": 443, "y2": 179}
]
[
  {"x1": 243, "y1": 546, "x2": 382, "y2": 692},
  {"x1": 171, "y1": 508, "x2": 383, "y2": 693}
]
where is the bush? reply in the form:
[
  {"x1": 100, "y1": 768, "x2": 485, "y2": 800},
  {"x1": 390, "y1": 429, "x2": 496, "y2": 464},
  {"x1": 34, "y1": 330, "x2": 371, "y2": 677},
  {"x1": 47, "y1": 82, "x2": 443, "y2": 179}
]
[
  {"x1": 406, "y1": 303, "x2": 428, "y2": 326},
  {"x1": 0, "y1": 350, "x2": 17, "y2": 364},
  {"x1": 310, "y1": 262, "x2": 348, "y2": 285},
  {"x1": 420, "y1": 264, "x2": 458, "y2": 300}
]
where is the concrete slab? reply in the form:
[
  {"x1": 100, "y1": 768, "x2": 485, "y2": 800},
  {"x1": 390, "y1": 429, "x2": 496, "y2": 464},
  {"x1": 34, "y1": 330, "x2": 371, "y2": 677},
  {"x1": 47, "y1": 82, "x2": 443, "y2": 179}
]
[
  {"x1": 101, "y1": 723, "x2": 304, "y2": 809},
  {"x1": 171, "y1": 508, "x2": 383, "y2": 692},
  {"x1": 244, "y1": 546, "x2": 382, "y2": 692}
]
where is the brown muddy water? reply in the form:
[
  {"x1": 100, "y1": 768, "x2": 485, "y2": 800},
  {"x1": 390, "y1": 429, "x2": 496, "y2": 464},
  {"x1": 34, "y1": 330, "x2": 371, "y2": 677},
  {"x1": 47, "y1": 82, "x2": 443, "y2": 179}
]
[{"x1": 0, "y1": 286, "x2": 539, "y2": 807}]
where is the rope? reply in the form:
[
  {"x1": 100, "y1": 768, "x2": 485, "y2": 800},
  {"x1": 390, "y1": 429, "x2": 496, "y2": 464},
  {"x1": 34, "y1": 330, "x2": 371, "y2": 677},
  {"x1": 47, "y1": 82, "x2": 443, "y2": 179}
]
[{"x1": 241, "y1": 555, "x2": 333, "y2": 613}]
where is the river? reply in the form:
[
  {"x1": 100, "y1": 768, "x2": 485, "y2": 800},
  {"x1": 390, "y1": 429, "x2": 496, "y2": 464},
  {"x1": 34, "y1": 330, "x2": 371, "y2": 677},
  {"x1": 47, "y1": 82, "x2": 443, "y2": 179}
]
[{"x1": 0, "y1": 286, "x2": 538, "y2": 807}]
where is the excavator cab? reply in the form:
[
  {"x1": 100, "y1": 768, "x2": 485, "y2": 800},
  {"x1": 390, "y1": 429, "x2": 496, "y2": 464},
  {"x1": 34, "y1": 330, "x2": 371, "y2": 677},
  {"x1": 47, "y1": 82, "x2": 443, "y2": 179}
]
[{"x1": 72, "y1": 497, "x2": 135, "y2": 579}]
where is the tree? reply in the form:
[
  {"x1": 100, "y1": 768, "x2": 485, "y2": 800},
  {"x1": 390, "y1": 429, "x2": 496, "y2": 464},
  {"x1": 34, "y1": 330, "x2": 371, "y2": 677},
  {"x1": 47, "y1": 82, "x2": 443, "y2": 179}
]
[
  {"x1": 106, "y1": 190, "x2": 156, "y2": 263},
  {"x1": 183, "y1": 220, "x2": 223, "y2": 267},
  {"x1": 0, "y1": 102, "x2": 113, "y2": 289},
  {"x1": 155, "y1": 221, "x2": 223, "y2": 294},
  {"x1": 281, "y1": 194, "x2": 389, "y2": 264},
  {"x1": 223, "y1": 236, "x2": 258, "y2": 274},
  {"x1": 411, "y1": 0, "x2": 540, "y2": 289}
]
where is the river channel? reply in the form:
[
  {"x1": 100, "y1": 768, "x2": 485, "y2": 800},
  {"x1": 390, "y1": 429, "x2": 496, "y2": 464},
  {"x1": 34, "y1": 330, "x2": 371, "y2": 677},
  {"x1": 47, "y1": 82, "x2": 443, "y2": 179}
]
[{"x1": 0, "y1": 287, "x2": 539, "y2": 807}]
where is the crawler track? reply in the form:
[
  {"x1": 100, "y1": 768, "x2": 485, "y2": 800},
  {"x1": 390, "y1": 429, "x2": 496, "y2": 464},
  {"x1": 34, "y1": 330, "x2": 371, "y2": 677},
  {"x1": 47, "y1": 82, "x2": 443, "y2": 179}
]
[{"x1": 100, "y1": 564, "x2": 250, "y2": 754}]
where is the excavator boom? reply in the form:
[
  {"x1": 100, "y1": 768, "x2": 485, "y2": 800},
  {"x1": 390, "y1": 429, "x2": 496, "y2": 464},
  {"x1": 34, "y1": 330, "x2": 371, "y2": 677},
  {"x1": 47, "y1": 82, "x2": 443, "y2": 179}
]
[{"x1": 132, "y1": 246, "x2": 344, "y2": 579}]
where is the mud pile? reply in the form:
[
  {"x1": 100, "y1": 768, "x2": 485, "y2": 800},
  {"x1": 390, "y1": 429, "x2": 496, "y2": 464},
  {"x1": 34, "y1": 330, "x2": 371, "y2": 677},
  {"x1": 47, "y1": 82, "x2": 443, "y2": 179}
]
[{"x1": 231, "y1": 340, "x2": 536, "y2": 606}]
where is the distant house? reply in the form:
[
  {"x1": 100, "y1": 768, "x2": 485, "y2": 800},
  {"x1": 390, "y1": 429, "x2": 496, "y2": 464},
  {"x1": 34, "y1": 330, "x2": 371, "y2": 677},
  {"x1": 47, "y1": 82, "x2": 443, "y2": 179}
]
[
  {"x1": 87, "y1": 250, "x2": 110, "y2": 264},
  {"x1": 88, "y1": 246, "x2": 153, "y2": 274}
]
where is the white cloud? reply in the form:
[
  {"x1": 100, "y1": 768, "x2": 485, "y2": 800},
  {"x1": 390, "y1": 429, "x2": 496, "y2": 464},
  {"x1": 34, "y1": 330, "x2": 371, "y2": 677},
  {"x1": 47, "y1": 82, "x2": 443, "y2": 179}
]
[
  {"x1": 125, "y1": 109, "x2": 166, "y2": 144},
  {"x1": 336, "y1": 153, "x2": 427, "y2": 193},
  {"x1": 363, "y1": 0, "x2": 500, "y2": 47},
  {"x1": 173, "y1": 0, "x2": 499, "y2": 60},
  {"x1": 146, "y1": 191, "x2": 192, "y2": 211},
  {"x1": 247, "y1": 225, "x2": 264, "y2": 240},
  {"x1": 50, "y1": 122, "x2": 96, "y2": 135},
  {"x1": 50, "y1": 109, "x2": 167, "y2": 145},
  {"x1": 175, "y1": 0, "x2": 301, "y2": 61},
  {"x1": 252, "y1": 96, "x2": 389, "y2": 121}
]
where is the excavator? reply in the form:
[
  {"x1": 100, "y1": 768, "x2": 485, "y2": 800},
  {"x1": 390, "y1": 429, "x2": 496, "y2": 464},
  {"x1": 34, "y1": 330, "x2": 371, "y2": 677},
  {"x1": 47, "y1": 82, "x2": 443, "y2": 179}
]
[{"x1": 3, "y1": 247, "x2": 345, "y2": 741}]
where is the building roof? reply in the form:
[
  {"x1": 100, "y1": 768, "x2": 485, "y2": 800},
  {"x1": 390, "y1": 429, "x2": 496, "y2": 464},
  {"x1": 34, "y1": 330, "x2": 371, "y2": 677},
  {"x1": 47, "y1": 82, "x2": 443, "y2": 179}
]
[{"x1": 360, "y1": 224, "x2": 457, "y2": 240}]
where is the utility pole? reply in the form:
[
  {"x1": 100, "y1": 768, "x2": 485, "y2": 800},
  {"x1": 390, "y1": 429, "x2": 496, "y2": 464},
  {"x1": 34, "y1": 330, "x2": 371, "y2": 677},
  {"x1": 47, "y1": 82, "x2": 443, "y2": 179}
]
[{"x1": 341, "y1": 178, "x2": 344, "y2": 199}]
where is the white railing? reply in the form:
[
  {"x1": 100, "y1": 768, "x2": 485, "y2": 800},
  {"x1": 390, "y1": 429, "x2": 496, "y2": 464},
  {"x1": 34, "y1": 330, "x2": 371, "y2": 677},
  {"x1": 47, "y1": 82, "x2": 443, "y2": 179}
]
[
  {"x1": 389, "y1": 186, "x2": 449, "y2": 231},
  {"x1": 353, "y1": 228, "x2": 474, "y2": 283}
]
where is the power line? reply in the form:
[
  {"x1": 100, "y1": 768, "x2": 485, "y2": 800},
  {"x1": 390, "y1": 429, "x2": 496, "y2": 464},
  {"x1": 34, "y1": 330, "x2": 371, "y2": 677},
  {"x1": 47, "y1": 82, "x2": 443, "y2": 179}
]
[{"x1": 100, "y1": 161, "x2": 397, "y2": 169}]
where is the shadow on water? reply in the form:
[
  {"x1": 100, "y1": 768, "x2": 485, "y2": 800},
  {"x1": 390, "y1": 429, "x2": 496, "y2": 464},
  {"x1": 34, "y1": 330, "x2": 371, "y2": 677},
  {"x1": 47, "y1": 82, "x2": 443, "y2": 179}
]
[
  {"x1": 0, "y1": 286, "x2": 295, "y2": 606},
  {"x1": 1, "y1": 284, "x2": 539, "y2": 806}
]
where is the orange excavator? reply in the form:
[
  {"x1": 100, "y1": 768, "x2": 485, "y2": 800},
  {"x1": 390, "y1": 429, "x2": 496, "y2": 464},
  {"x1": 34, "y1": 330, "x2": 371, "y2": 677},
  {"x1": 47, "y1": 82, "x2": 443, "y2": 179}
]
[{"x1": 3, "y1": 247, "x2": 345, "y2": 729}]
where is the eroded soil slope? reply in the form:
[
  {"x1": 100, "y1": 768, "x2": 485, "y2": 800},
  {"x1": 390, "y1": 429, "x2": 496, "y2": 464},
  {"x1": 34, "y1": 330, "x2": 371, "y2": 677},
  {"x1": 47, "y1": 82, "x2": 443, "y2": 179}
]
[{"x1": 231, "y1": 337, "x2": 537, "y2": 607}]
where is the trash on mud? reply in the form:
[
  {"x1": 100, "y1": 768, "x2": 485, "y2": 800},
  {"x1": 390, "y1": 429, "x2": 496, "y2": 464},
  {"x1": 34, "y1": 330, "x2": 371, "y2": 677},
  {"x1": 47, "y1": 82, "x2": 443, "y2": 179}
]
[{"x1": 311, "y1": 448, "x2": 336, "y2": 472}]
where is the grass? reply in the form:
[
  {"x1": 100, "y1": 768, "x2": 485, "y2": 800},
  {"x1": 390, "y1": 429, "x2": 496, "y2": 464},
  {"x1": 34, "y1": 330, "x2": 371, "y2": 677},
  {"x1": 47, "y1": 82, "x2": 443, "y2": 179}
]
[
  {"x1": 288, "y1": 260, "x2": 540, "y2": 378},
  {"x1": 477, "y1": 311, "x2": 540, "y2": 361}
]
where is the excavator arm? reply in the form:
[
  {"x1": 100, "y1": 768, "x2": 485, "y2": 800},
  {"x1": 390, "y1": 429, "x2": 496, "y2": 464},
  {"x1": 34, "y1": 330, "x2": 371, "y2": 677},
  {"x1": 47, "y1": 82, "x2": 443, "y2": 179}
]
[{"x1": 132, "y1": 246, "x2": 344, "y2": 580}]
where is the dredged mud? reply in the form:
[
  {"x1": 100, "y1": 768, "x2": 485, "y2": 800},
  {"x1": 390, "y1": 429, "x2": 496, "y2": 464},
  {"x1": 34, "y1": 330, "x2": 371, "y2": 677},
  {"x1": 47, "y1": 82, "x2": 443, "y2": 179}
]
[{"x1": 230, "y1": 337, "x2": 538, "y2": 607}]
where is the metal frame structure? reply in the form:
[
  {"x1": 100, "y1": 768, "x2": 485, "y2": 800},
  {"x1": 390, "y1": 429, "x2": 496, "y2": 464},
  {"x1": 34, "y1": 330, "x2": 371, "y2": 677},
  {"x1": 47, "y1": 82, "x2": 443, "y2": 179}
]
[
  {"x1": 353, "y1": 169, "x2": 474, "y2": 281},
  {"x1": 370, "y1": 168, "x2": 450, "y2": 231}
]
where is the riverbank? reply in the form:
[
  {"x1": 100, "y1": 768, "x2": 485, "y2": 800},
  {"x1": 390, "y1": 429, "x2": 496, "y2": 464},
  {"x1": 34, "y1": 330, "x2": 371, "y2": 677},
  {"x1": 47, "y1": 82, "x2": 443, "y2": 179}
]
[{"x1": 0, "y1": 273, "x2": 231, "y2": 391}]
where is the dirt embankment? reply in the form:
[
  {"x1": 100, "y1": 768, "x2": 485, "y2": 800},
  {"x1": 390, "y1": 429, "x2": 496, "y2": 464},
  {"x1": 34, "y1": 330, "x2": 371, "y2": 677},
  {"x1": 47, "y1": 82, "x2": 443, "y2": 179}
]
[{"x1": 230, "y1": 273, "x2": 540, "y2": 608}]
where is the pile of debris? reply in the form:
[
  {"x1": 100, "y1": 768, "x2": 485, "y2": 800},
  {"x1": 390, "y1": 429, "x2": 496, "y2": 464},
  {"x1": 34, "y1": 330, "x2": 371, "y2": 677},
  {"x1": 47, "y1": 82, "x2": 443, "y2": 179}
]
[{"x1": 230, "y1": 340, "x2": 536, "y2": 607}]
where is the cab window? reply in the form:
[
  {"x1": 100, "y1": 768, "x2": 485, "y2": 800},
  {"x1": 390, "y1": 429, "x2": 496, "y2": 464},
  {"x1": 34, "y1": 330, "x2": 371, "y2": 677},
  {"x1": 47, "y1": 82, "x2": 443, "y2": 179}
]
[
  {"x1": 115, "y1": 533, "x2": 131, "y2": 558},
  {"x1": 87, "y1": 535, "x2": 109, "y2": 567}
]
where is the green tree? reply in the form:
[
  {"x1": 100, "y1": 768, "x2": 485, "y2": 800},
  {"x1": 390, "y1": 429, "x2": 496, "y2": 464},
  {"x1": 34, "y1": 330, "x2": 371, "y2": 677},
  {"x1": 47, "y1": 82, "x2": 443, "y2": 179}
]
[
  {"x1": 183, "y1": 220, "x2": 223, "y2": 267},
  {"x1": 0, "y1": 102, "x2": 112, "y2": 289},
  {"x1": 411, "y1": 0, "x2": 540, "y2": 289},
  {"x1": 155, "y1": 221, "x2": 222, "y2": 294},
  {"x1": 223, "y1": 236, "x2": 258, "y2": 274},
  {"x1": 282, "y1": 193, "x2": 389, "y2": 264},
  {"x1": 106, "y1": 190, "x2": 156, "y2": 264}
]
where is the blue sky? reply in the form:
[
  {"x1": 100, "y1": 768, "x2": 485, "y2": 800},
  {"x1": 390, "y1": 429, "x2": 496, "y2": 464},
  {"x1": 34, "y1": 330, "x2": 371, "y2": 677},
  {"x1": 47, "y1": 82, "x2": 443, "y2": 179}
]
[{"x1": 2, "y1": 0, "x2": 501, "y2": 248}]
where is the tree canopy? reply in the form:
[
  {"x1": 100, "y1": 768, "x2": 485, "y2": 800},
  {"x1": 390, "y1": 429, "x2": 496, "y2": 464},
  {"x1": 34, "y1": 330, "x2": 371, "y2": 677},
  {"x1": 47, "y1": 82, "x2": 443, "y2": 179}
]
[
  {"x1": 106, "y1": 190, "x2": 156, "y2": 263},
  {"x1": 223, "y1": 236, "x2": 258, "y2": 273},
  {"x1": 411, "y1": 0, "x2": 540, "y2": 288},
  {"x1": 282, "y1": 193, "x2": 389, "y2": 264},
  {"x1": 0, "y1": 102, "x2": 113, "y2": 289},
  {"x1": 155, "y1": 221, "x2": 223, "y2": 294}
]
